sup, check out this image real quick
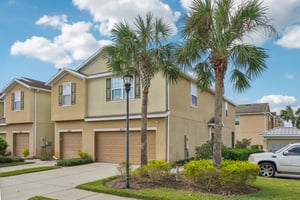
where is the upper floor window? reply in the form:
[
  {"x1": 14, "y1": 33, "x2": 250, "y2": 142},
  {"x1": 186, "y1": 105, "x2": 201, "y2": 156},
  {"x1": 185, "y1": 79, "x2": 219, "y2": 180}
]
[
  {"x1": 191, "y1": 83, "x2": 197, "y2": 107},
  {"x1": 106, "y1": 76, "x2": 140, "y2": 101},
  {"x1": 225, "y1": 102, "x2": 228, "y2": 117},
  {"x1": 59, "y1": 82, "x2": 76, "y2": 106},
  {"x1": 11, "y1": 91, "x2": 24, "y2": 111},
  {"x1": 235, "y1": 115, "x2": 240, "y2": 125}
]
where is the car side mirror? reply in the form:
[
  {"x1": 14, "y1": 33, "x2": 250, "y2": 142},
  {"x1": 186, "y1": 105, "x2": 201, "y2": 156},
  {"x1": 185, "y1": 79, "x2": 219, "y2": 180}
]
[{"x1": 283, "y1": 151, "x2": 288, "y2": 156}]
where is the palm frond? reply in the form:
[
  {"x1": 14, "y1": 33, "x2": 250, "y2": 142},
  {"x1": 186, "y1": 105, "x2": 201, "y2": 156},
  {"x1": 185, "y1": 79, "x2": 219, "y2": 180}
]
[
  {"x1": 229, "y1": 68, "x2": 251, "y2": 93},
  {"x1": 194, "y1": 61, "x2": 215, "y2": 90}
]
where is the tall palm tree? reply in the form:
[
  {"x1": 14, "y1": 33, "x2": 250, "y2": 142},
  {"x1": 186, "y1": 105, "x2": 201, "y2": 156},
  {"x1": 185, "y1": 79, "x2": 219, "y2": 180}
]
[
  {"x1": 280, "y1": 106, "x2": 300, "y2": 128},
  {"x1": 101, "y1": 12, "x2": 180, "y2": 166},
  {"x1": 176, "y1": 0, "x2": 276, "y2": 167}
]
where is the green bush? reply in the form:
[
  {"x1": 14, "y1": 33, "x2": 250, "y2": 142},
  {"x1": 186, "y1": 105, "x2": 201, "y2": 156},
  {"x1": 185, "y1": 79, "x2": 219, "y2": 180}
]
[
  {"x1": 77, "y1": 150, "x2": 89, "y2": 159},
  {"x1": 220, "y1": 160, "x2": 259, "y2": 190},
  {"x1": 0, "y1": 137, "x2": 8, "y2": 156},
  {"x1": 235, "y1": 138, "x2": 251, "y2": 148},
  {"x1": 22, "y1": 148, "x2": 29, "y2": 158},
  {"x1": 135, "y1": 160, "x2": 171, "y2": 181},
  {"x1": 182, "y1": 159, "x2": 259, "y2": 192},
  {"x1": 195, "y1": 141, "x2": 227, "y2": 159},
  {"x1": 56, "y1": 157, "x2": 93, "y2": 166},
  {"x1": 0, "y1": 155, "x2": 24, "y2": 163},
  {"x1": 223, "y1": 148, "x2": 263, "y2": 161},
  {"x1": 117, "y1": 161, "x2": 133, "y2": 177}
]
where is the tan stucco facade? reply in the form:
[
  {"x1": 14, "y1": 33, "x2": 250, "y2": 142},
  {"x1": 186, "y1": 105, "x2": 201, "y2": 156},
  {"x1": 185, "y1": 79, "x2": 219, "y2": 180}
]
[
  {"x1": 48, "y1": 54, "x2": 235, "y2": 163},
  {"x1": 0, "y1": 81, "x2": 54, "y2": 157}
]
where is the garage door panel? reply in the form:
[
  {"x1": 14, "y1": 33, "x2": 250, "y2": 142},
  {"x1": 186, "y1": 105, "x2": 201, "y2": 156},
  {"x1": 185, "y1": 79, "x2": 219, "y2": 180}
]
[
  {"x1": 95, "y1": 131, "x2": 156, "y2": 164},
  {"x1": 13, "y1": 133, "x2": 29, "y2": 157},
  {"x1": 60, "y1": 132, "x2": 82, "y2": 159}
]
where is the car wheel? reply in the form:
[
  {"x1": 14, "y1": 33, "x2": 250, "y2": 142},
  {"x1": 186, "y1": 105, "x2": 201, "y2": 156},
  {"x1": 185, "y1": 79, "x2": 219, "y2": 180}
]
[{"x1": 259, "y1": 162, "x2": 276, "y2": 177}]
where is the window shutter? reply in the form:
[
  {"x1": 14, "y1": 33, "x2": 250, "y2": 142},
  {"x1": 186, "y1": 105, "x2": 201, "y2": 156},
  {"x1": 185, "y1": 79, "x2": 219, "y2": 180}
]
[
  {"x1": 58, "y1": 85, "x2": 62, "y2": 106},
  {"x1": 20, "y1": 91, "x2": 24, "y2": 110},
  {"x1": 71, "y1": 83, "x2": 76, "y2": 105},
  {"x1": 11, "y1": 92, "x2": 15, "y2": 110},
  {"x1": 106, "y1": 78, "x2": 111, "y2": 101},
  {"x1": 135, "y1": 75, "x2": 140, "y2": 99}
]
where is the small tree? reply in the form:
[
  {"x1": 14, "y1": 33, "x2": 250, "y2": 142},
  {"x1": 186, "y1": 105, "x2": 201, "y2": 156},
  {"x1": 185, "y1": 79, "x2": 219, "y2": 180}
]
[
  {"x1": 235, "y1": 138, "x2": 251, "y2": 149},
  {"x1": 0, "y1": 137, "x2": 8, "y2": 156}
]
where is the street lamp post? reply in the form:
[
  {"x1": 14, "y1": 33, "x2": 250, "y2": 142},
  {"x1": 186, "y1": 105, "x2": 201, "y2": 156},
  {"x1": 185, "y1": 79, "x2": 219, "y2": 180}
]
[{"x1": 123, "y1": 73, "x2": 133, "y2": 189}]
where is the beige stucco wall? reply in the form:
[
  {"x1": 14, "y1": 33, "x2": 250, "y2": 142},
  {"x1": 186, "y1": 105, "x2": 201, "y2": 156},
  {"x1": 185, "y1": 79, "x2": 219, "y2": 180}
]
[
  {"x1": 87, "y1": 73, "x2": 167, "y2": 117},
  {"x1": 53, "y1": 118, "x2": 167, "y2": 161},
  {"x1": 235, "y1": 114, "x2": 267, "y2": 145},
  {"x1": 5, "y1": 84, "x2": 34, "y2": 124},
  {"x1": 78, "y1": 55, "x2": 108, "y2": 75},
  {"x1": 51, "y1": 74, "x2": 86, "y2": 121},
  {"x1": 168, "y1": 77, "x2": 235, "y2": 162}
]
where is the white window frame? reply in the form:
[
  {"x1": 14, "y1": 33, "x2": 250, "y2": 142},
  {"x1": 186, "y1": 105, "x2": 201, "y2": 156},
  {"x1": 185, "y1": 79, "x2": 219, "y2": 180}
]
[
  {"x1": 14, "y1": 91, "x2": 21, "y2": 111},
  {"x1": 111, "y1": 77, "x2": 134, "y2": 101},
  {"x1": 62, "y1": 82, "x2": 71, "y2": 106},
  {"x1": 225, "y1": 102, "x2": 228, "y2": 117},
  {"x1": 191, "y1": 83, "x2": 197, "y2": 107}
]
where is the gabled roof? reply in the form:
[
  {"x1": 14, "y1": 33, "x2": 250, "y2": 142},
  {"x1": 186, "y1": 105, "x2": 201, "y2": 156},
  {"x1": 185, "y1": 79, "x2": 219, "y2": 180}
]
[
  {"x1": 236, "y1": 103, "x2": 270, "y2": 115},
  {"x1": 1, "y1": 77, "x2": 51, "y2": 94},
  {"x1": 46, "y1": 68, "x2": 87, "y2": 86},
  {"x1": 261, "y1": 127, "x2": 300, "y2": 137}
]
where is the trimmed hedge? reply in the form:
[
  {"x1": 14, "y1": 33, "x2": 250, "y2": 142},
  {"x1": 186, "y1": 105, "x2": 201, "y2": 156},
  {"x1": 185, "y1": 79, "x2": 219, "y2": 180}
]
[
  {"x1": 223, "y1": 148, "x2": 263, "y2": 161},
  {"x1": 56, "y1": 157, "x2": 93, "y2": 166},
  {"x1": 134, "y1": 160, "x2": 172, "y2": 181},
  {"x1": 0, "y1": 155, "x2": 24, "y2": 163}
]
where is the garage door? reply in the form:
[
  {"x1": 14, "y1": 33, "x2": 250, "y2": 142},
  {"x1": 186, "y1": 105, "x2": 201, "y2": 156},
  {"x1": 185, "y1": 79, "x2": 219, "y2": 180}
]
[
  {"x1": 60, "y1": 132, "x2": 82, "y2": 159},
  {"x1": 13, "y1": 133, "x2": 29, "y2": 157},
  {"x1": 95, "y1": 131, "x2": 156, "y2": 164}
]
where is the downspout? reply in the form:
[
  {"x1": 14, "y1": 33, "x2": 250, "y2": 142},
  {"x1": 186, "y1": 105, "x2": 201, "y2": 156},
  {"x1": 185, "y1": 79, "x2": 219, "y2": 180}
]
[
  {"x1": 166, "y1": 80, "x2": 170, "y2": 162},
  {"x1": 33, "y1": 90, "x2": 38, "y2": 156}
]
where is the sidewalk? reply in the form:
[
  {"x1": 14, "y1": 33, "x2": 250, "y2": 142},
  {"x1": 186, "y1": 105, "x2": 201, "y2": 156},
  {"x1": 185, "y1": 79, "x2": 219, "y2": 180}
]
[{"x1": 0, "y1": 160, "x2": 135, "y2": 200}]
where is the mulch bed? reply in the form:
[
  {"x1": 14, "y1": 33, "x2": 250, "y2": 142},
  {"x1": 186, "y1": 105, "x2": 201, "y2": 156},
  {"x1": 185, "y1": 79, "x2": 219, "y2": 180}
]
[{"x1": 105, "y1": 175, "x2": 260, "y2": 196}]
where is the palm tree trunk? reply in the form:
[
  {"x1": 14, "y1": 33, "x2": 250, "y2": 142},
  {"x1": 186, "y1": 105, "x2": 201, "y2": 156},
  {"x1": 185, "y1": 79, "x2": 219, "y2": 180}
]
[
  {"x1": 213, "y1": 67, "x2": 225, "y2": 168},
  {"x1": 140, "y1": 87, "x2": 148, "y2": 166}
]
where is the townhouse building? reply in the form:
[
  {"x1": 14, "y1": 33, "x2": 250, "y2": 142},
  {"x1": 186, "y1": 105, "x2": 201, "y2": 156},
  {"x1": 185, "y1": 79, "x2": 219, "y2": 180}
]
[
  {"x1": 47, "y1": 50, "x2": 236, "y2": 164},
  {"x1": 235, "y1": 103, "x2": 281, "y2": 146},
  {"x1": 0, "y1": 78, "x2": 54, "y2": 157}
]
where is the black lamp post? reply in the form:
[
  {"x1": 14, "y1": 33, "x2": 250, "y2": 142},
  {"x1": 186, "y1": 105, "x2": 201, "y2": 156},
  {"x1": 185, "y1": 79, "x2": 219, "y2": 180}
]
[{"x1": 123, "y1": 72, "x2": 133, "y2": 189}]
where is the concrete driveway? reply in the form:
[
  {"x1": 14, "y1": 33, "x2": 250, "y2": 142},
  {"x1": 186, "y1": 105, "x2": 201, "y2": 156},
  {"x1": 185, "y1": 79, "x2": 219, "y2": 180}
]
[{"x1": 0, "y1": 160, "x2": 135, "y2": 200}]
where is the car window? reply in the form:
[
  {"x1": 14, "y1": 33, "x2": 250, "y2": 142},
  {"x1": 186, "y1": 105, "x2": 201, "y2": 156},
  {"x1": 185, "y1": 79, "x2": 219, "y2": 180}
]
[{"x1": 287, "y1": 146, "x2": 300, "y2": 155}]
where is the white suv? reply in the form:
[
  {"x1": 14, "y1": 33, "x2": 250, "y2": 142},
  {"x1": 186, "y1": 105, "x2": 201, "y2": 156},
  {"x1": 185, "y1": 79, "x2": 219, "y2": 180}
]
[{"x1": 248, "y1": 143, "x2": 300, "y2": 177}]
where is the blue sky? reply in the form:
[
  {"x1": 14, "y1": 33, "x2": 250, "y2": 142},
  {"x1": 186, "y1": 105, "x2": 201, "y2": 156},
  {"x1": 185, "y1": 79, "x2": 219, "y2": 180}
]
[{"x1": 1, "y1": 0, "x2": 300, "y2": 115}]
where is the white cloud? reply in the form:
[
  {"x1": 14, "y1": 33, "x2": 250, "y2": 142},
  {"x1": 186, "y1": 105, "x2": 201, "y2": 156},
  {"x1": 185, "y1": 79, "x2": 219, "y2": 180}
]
[
  {"x1": 11, "y1": 36, "x2": 72, "y2": 67},
  {"x1": 257, "y1": 95, "x2": 297, "y2": 114},
  {"x1": 275, "y1": 25, "x2": 300, "y2": 48},
  {"x1": 11, "y1": 15, "x2": 111, "y2": 68},
  {"x1": 285, "y1": 73, "x2": 295, "y2": 79},
  {"x1": 36, "y1": 15, "x2": 67, "y2": 28},
  {"x1": 72, "y1": 0, "x2": 180, "y2": 36}
]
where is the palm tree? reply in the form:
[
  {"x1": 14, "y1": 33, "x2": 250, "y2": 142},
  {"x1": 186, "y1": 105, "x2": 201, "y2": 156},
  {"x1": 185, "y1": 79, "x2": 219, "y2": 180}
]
[
  {"x1": 280, "y1": 106, "x2": 300, "y2": 128},
  {"x1": 176, "y1": 0, "x2": 276, "y2": 167},
  {"x1": 101, "y1": 12, "x2": 181, "y2": 166}
]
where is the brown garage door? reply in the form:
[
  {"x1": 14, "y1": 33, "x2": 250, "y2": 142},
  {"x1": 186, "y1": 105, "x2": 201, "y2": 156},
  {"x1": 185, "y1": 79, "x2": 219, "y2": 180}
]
[
  {"x1": 60, "y1": 132, "x2": 82, "y2": 159},
  {"x1": 95, "y1": 131, "x2": 156, "y2": 164},
  {"x1": 13, "y1": 133, "x2": 29, "y2": 157}
]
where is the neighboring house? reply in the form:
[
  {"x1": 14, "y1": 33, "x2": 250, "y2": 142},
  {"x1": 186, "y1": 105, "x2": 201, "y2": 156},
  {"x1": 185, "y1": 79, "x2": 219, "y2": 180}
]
[
  {"x1": 235, "y1": 103, "x2": 280, "y2": 146},
  {"x1": 47, "y1": 50, "x2": 236, "y2": 164},
  {"x1": 261, "y1": 127, "x2": 300, "y2": 152},
  {"x1": 0, "y1": 78, "x2": 54, "y2": 157}
]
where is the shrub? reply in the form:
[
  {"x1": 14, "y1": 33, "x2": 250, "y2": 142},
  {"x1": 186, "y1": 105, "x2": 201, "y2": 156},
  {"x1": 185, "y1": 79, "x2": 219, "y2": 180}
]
[
  {"x1": 22, "y1": 148, "x2": 29, "y2": 158},
  {"x1": 77, "y1": 150, "x2": 89, "y2": 159},
  {"x1": 135, "y1": 160, "x2": 171, "y2": 181},
  {"x1": 0, "y1": 137, "x2": 8, "y2": 156},
  {"x1": 195, "y1": 141, "x2": 228, "y2": 159},
  {"x1": 182, "y1": 159, "x2": 259, "y2": 192},
  {"x1": 251, "y1": 144, "x2": 263, "y2": 150},
  {"x1": 223, "y1": 148, "x2": 263, "y2": 161},
  {"x1": 235, "y1": 138, "x2": 251, "y2": 148},
  {"x1": 117, "y1": 161, "x2": 133, "y2": 177},
  {"x1": 0, "y1": 155, "x2": 24, "y2": 163},
  {"x1": 56, "y1": 157, "x2": 93, "y2": 166}
]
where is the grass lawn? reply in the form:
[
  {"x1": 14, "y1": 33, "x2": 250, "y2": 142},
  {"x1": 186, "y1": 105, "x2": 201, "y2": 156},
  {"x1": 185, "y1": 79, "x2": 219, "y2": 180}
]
[
  {"x1": 0, "y1": 161, "x2": 35, "y2": 168},
  {"x1": 0, "y1": 166, "x2": 60, "y2": 177},
  {"x1": 28, "y1": 197, "x2": 57, "y2": 200},
  {"x1": 76, "y1": 176, "x2": 300, "y2": 200}
]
